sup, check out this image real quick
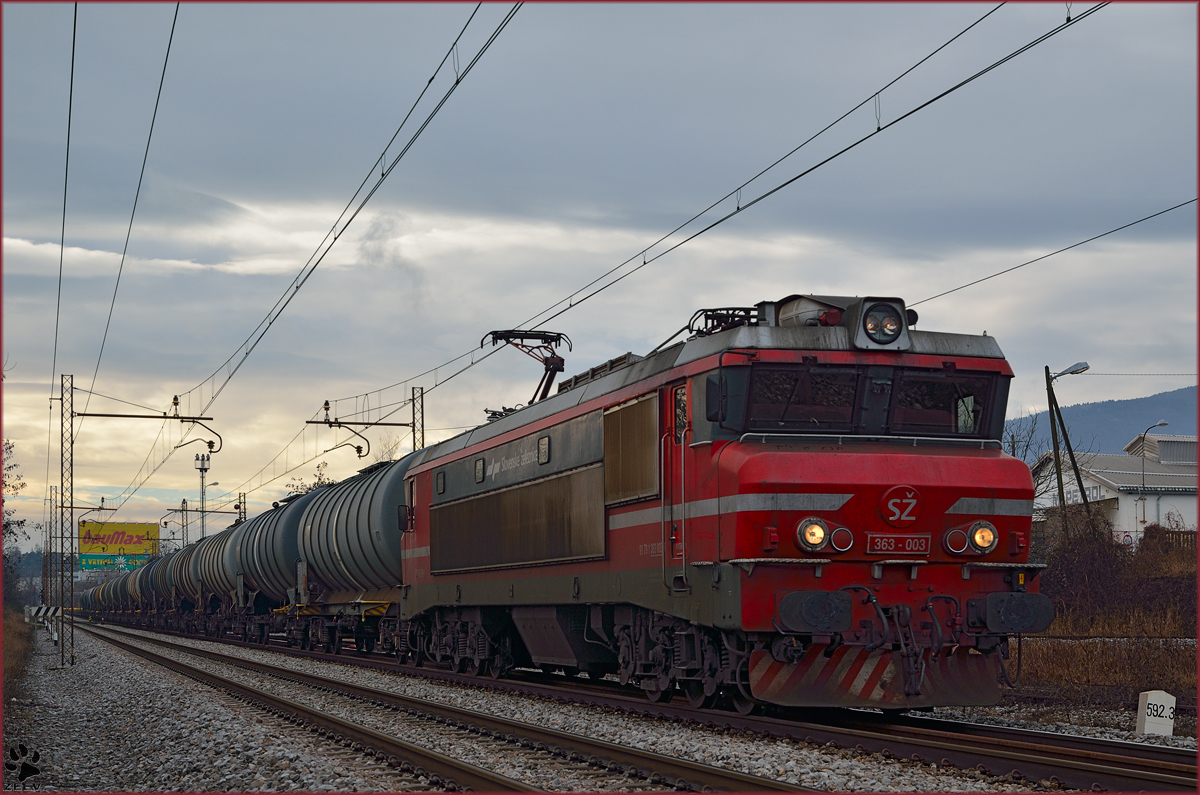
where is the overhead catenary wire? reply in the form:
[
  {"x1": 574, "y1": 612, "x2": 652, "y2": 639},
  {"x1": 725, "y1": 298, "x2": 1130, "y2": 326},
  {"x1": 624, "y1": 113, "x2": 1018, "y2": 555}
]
[
  {"x1": 78, "y1": 3, "x2": 180, "y2": 439},
  {"x1": 347, "y1": 2, "x2": 1112, "y2": 414},
  {"x1": 42, "y1": 2, "x2": 79, "y2": 536},
  {"x1": 1076, "y1": 373, "x2": 1197, "y2": 377},
  {"x1": 106, "y1": 3, "x2": 522, "y2": 516},
  {"x1": 512, "y1": 2, "x2": 1008, "y2": 334},
  {"x1": 187, "y1": 4, "x2": 1124, "y2": 512},
  {"x1": 330, "y1": 2, "x2": 1012, "y2": 424},
  {"x1": 908, "y1": 197, "x2": 1197, "y2": 306},
  {"x1": 527, "y1": 3, "x2": 1110, "y2": 330},
  {"x1": 240, "y1": 2, "x2": 1113, "y2": 502}
]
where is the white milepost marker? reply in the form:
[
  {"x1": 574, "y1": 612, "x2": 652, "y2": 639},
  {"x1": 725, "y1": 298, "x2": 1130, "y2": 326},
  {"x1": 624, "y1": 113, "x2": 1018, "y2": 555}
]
[{"x1": 1136, "y1": 690, "x2": 1176, "y2": 736}]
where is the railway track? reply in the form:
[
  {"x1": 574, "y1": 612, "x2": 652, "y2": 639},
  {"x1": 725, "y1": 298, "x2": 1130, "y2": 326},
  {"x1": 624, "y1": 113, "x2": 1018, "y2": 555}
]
[
  {"x1": 83, "y1": 625, "x2": 810, "y2": 792},
  {"x1": 94, "y1": 622, "x2": 1197, "y2": 792}
]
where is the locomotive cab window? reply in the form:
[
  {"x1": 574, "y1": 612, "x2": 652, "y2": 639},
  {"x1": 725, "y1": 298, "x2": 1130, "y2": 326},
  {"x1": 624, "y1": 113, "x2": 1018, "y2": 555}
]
[
  {"x1": 745, "y1": 364, "x2": 1002, "y2": 439},
  {"x1": 673, "y1": 386, "x2": 688, "y2": 444},
  {"x1": 890, "y1": 371, "x2": 993, "y2": 435},
  {"x1": 748, "y1": 366, "x2": 858, "y2": 432}
]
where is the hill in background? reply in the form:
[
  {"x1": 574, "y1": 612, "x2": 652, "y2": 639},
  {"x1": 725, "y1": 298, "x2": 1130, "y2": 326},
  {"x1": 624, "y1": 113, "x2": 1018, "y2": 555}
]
[{"x1": 1007, "y1": 384, "x2": 1196, "y2": 454}]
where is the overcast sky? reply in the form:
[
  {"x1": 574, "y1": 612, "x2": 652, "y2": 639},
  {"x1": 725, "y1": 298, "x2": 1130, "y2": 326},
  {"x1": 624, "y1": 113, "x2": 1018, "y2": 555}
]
[{"x1": 4, "y1": 3, "x2": 1196, "y2": 547}]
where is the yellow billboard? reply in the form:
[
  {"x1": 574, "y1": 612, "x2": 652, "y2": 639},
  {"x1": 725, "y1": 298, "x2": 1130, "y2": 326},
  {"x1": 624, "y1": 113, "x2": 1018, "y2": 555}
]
[{"x1": 78, "y1": 521, "x2": 159, "y2": 556}]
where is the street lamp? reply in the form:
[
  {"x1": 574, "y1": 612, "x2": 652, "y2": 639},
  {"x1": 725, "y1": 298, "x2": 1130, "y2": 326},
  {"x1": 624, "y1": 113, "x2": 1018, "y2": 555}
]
[
  {"x1": 195, "y1": 453, "x2": 211, "y2": 539},
  {"x1": 1045, "y1": 362, "x2": 1091, "y2": 536},
  {"x1": 1138, "y1": 420, "x2": 1169, "y2": 525}
]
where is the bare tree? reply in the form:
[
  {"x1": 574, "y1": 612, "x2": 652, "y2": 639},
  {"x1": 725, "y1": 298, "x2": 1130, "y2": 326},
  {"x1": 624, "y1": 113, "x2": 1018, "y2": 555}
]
[
  {"x1": 372, "y1": 432, "x2": 403, "y2": 464},
  {"x1": 4, "y1": 439, "x2": 32, "y2": 606},
  {"x1": 284, "y1": 461, "x2": 338, "y2": 496}
]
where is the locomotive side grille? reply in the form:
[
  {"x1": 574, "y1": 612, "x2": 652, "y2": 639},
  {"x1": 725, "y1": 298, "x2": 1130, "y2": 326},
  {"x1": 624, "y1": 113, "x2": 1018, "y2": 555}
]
[
  {"x1": 430, "y1": 465, "x2": 604, "y2": 573},
  {"x1": 603, "y1": 393, "x2": 659, "y2": 505}
]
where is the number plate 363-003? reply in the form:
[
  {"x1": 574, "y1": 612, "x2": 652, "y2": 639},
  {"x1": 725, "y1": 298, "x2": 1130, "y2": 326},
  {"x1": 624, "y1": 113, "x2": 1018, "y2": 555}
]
[{"x1": 866, "y1": 534, "x2": 931, "y2": 555}]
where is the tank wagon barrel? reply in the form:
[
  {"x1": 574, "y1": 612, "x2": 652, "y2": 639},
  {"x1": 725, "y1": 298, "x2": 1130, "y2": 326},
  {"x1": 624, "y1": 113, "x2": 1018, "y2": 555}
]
[
  {"x1": 242, "y1": 491, "x2": 320, "y2": 604},
  {"x1": 297, "y1": 458, "x2": 415, "y2": 594}
]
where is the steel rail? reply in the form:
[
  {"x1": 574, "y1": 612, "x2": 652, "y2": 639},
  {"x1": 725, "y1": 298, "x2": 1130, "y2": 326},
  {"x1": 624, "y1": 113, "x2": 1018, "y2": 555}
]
[
  {"x1": 90, "y1": 621, "x2": 1197, "y2": 792},
  {"x1": 82, "y1": 626, "x2": 540, "y2": 793},
  {"x1": 858, "y1": 710, "x2": 1196, "y2": 771},
  {"x1": 88, "y1": 625, "x2": 809, "y2": 793}
]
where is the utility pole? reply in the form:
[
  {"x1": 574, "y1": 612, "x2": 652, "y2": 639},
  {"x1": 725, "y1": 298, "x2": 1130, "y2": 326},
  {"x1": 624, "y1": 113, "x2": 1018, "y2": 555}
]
[
  {"x1": 1045, "y1": 363, "x2": 1092, "y2": 542},
  {"x1": 180, "y1": 499, "x2": 188, "y2": 548},
  {"x1": 58, "y1": 374, "x2": 74, "y2": 666},
  {"x1": 412, "y1": 386, "x2": 425, "y2": 450},
  {"x1": 52, "y1": 387, "x2": 217, "y2": 666},
  {"x1": 196, "y1": 453, "x2": 210, "y2": 539}
]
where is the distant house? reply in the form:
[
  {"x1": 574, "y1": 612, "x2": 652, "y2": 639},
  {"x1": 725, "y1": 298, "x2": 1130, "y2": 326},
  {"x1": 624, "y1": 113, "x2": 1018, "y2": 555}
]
[{"x1": 1032, "y1": 433, "x2": 1197, "y2": 548}]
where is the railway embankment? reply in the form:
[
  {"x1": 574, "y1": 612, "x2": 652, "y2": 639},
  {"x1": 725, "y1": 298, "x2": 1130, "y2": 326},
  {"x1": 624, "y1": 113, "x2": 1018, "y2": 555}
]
[{"x1": 1023, "y1": 512, "x2": 1196, "y2": 716}]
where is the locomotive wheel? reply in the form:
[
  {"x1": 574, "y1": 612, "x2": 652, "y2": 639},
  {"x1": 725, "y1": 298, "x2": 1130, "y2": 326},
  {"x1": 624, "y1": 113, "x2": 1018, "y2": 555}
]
[
  {"x1": 683, "y1": 681, "x2": 715, "y2": 710},
  {"x1": 727, "y1": 686, "x2": 762, "y2": 716},
  {"x1": 643, "y1": 682, "x2": 674, "y2": 704}
]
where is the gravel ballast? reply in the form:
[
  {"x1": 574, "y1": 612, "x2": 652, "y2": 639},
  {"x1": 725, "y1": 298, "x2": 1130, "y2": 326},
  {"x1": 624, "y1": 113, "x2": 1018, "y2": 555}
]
[
  {"x1": 6, "y1": 623, "x2": 1193, "y2": 792},
  {"x1": 3, "y1": 627, "x2": 413, "y2": 791}
]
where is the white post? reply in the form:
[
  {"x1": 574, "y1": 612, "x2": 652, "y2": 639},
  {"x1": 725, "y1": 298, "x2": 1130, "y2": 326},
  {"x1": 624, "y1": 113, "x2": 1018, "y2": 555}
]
[{"x1": 1136, "y1": 690, "x2": 1176, "y2": 736}]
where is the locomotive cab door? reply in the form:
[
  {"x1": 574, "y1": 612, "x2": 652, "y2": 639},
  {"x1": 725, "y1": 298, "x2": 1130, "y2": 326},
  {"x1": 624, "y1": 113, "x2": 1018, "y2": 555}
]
[{"x1": 662, "y1": 381, "x2": 691, "y2": 592}]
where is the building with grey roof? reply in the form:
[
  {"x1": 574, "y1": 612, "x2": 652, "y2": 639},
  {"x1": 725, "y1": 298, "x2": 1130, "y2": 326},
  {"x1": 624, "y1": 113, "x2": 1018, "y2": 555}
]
[{"x1": 1033, "y1": 433, "x2": 1196, "y2": 548}]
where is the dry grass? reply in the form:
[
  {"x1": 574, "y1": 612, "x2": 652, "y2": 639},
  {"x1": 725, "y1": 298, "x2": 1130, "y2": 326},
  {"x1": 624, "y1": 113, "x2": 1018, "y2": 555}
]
[
  {"x1": 2, "y1": 606, "x2": 34, "y2": 704},
  {"x1": 1024, "y1": 518, "x2": 1197, "y2": 706},
  {"x1": 1017, "y1": 636, "x2": 1196, "y2": 706},
  {"x1": 1049, "y1": 606, "x2": 1196, "y2": 638}
]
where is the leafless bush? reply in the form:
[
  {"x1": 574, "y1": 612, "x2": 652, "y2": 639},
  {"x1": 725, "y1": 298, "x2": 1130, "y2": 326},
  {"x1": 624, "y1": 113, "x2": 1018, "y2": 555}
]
[{"x1": 1038, "y1": 507, "x2": 1196, "y2": 637}]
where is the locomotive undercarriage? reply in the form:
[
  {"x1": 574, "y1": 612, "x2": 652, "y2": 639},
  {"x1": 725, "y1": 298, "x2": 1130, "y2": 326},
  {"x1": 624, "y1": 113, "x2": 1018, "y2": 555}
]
[{"x1": 85, "y1": 589, "x2": 1019, "y2": 712}]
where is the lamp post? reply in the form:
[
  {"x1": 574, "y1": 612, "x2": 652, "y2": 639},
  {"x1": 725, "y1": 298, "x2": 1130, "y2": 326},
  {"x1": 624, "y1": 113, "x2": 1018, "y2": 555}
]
[
  {"x1": 1138, "y1": 420, "x2": 1168, "y2": 526},
  {"x1": 1045, "y1": 361, "x2": 1091, "y2": 538},
  {"x1": 195, "y1": 453, "x2": 211, "y2": 539}
]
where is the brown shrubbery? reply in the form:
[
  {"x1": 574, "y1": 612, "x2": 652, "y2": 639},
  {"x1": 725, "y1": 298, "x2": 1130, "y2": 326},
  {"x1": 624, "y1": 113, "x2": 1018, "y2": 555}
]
[
  {"x1": 3, "y1": 606, "x2": 34, "y2": 704},
  {"x1": 1019, "y1": 506, "x2": 1197, "y2": 707}
]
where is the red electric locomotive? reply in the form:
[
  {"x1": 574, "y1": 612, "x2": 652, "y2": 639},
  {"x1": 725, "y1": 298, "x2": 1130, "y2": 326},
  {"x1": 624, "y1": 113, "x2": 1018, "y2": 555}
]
[{"x1": 388, "y1": 293, "x2": 1053, "y2": 711}]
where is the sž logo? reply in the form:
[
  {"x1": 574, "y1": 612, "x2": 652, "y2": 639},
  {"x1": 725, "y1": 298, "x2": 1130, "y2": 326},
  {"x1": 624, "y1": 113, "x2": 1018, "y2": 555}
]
[{"x1": 879, "y1": 485, "x2": 921, "y2": 528}]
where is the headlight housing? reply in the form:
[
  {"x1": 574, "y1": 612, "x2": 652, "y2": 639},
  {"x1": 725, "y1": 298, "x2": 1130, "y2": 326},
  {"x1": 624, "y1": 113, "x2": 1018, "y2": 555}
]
[
  {"x1": 830, "y1": 526, "x2": 854, "y2": 552},
  {"x1": 796, "y1": 517, "x2": 829, "y2": 552},
  {"x1": 968, "y1": 521, "x2": 998, "y2": 554},
  {"x1": 863, "y1": 303, "x2": 903, "y2": 344}
]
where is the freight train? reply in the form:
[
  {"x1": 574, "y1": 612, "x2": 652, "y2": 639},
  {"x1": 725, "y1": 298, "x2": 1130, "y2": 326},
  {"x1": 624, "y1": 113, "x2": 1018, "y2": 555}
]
[{"x1": 81, "y1": 293, "x2": 1054, "y2": 712}]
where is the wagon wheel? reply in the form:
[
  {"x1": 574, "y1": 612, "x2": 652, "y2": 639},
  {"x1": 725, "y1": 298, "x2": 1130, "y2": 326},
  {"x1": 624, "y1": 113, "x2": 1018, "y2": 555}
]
[
  {"x1": 331, "y1": 627, "x2": 343, "y2": 655},
  {"x1": 466, "y1": 657, "x2": 488, "y2": 677},
  {"x1": 453, "y1": 655, "x2": 469, "y2": 674},
  {"x1": 683, "y1": 680, "x2": 715, "y2": 710}
]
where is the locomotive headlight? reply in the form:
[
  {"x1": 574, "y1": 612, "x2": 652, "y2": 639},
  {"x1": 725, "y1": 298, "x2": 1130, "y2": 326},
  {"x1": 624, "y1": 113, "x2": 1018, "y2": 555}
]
[
  {"x1": 969, "y1": 521, "x2": 998, "y2": 554},
  {"x1": 796, "y1": 517, "x2": 829, "y2": 551},
  {"x1": 863, "y1": 303, "x2": 903, "y2": 344}
]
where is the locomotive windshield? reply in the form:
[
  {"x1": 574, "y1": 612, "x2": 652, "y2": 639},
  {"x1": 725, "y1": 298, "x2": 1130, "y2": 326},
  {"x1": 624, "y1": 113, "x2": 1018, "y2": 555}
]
[{"x1": 745, "y1": 364, "x2": 1001, "y2": 438}]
